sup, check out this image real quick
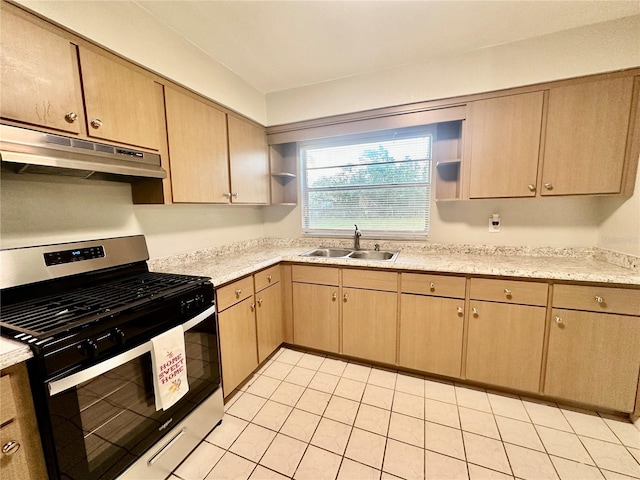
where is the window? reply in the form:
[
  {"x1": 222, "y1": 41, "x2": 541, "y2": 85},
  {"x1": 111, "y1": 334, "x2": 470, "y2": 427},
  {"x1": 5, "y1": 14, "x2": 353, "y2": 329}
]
[{"x1": 300, "y1": 126, "x2": 433, "y2": 238}]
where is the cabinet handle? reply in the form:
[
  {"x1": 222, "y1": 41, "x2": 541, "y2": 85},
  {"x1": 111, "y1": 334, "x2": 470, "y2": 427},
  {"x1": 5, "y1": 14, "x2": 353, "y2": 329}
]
[
  {"x1": 232, "y1": 192, "x2": 238, "y2": 199},
  {"x1": 257, "y1": 298, "x2": 263, "y2": 306},
  {"x1": 472, "y1": 307, "x2": 479, "y2": 315},
  {"x1": 223, "y1": 192, "x2": 232, "y2": 199},
  {"x1": 504, "y1": 288, "x2": 512, "y2": 296},
  {"x1": 267, "y1": 275, "x2": 272, "y2": 282},
  {"x1": 250, "y1": 303, "x2": 255, "y2": 312},
  {"x1": 555, "y1": 316, "x2": 563, "y2": 324},
  {"x1": 2, "y1": 441, "x2": 20, "y2": 456},
  {"x1": 595, "y1": 296, "x2": 604, "y2": 304},
  {"x1": 544, "y1": 182, "x2": 553, "y2": 190},
  {"x1": 429, "y1": 282, "x2": 435, "y2": 291},
  {"x1": 90, "y1": 118, "x2": 103, "y2": 129},
  {"x1": 527, "y1": 184, "x2": 536, "y2": 192},
  {"x1": 235, "y1": 289, "x2": 242, "y2": 298},
  {"x1": 65, "y1": 112, "x2": 78, "y2": 123},
  {"x1": 457, "y1": 306, "x2": 464, "y2": 314},
  {"x1": 343, "y1": 293, "x2": 349, "y2": 301},
  {"x1": 332, "y1": 292, "x2": 337, "y2": 300}
]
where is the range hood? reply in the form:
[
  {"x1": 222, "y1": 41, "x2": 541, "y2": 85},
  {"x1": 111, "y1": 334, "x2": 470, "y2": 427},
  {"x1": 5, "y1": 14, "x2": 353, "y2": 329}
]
[{"x1": 0, "y1": 124, "x2": 166, "y2": 182}]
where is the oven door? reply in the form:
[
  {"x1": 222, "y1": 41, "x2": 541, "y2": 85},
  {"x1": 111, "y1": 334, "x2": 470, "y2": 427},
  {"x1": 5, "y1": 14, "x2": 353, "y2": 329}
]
[{"x1": 44, "y1": 305, "x2": 219, "y2": 480}]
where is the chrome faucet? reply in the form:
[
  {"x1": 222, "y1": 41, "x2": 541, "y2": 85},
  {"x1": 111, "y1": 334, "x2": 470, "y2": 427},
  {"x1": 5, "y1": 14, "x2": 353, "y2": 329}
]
[{"x1": 354, "y1": 224, "x2": 362, "y2": 250}]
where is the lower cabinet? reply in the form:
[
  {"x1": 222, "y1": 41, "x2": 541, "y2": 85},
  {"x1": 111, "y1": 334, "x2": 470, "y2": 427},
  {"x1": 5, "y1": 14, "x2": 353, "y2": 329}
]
[
  {"x1": 399, "y1": 294, "x2": 464, "y2": 378},
  {"x1": 342, "y1": 287, "x2": 397, "y2": 364},
  {"x1": 544, "y1": 309, "x2": 640, "y2": 412},
  {"x1": 218, "y1": 296, "x2": 258, "y2": 396},
  {"x1": 465, "y1": 301, "x2": 546, "y2": 393},
  {"x1": 292, "y1": 282, "x2": 340, "y2": 353},
  {"x1": 256, "y1": 281, "x2": 283, "y2": 363}
]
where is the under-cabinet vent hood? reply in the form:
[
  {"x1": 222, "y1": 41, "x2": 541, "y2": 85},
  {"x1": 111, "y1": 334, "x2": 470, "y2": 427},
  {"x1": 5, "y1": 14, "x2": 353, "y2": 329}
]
[{"x1": 0, "y1": 124, "x2": 166, "y2": 181}]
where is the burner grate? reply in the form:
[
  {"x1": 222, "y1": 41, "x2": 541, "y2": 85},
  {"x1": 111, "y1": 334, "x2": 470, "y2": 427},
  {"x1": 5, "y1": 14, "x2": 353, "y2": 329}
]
[{"x1": 0, "y1": 272, "x2": 206, "y2": 339}]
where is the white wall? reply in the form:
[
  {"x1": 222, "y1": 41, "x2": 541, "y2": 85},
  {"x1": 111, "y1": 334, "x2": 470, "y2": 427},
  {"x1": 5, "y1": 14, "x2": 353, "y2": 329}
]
[
  {"x1": 14, "y1": 0, "x2": 267, "y2": 125},
  {"x1": 0, "y1": 172, "x2": 265, "y2": 259},
  {"x1": 266, "y1": 15, "x2": 640, "y2": 125},
  {"x1": 597, "y1": 172, "x2": 640, "y2": 256}
]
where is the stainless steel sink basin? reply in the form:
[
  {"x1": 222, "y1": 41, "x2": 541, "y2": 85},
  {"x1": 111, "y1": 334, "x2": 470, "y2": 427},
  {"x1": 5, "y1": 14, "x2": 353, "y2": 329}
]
[
  {"x1": 348, "y1": 250, "x2": 398, "y2": 261},
  {"x1": 300, "y1": 247, "x2": 398, "y2": 261}
]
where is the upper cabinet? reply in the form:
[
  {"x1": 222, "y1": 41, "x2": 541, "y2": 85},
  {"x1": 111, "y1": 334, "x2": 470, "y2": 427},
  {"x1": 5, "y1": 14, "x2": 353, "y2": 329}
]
[
  {"x1": 164, "y1": 88, "x2": 269, "y2": 204},
  {"x1": 540, "y1": 77, "x2": 635, "y2": 196},
  {"x1": 0, "y1": 5, "x2": 83, "y2": 135},
  {"x1": 78, "y1": 48, "x2": 160, "y2": 150},
  {"x1": 466, "y1": 92, "x2": 544, "y2": 198}
]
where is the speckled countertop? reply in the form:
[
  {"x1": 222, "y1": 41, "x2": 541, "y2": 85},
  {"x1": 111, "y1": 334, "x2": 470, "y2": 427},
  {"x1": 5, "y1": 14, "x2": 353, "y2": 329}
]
[{"x1": 3, "y1": 238, "x2": 638, "y2": 371}]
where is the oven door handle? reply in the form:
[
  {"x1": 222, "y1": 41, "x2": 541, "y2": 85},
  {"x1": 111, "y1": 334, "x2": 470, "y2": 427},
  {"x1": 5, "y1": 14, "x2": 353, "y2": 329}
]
[{"x1": 47, "y1": 304, "x2": 216, "y2": 397}]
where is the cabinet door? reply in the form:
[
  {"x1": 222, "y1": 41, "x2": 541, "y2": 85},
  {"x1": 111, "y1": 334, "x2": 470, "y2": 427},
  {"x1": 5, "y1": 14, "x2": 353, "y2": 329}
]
[
  {"x1": 544, "y1": 309, "x2": 640, "y2": 412},
  {"x1": 0, "y1": 4, "x2": 83, "y2": 134},
  {"x1": 466, "y1": 301, "x2": 545, "y2": 393},
  {"x1": 79, "y1": 48, "x2": 160, "y2": 150},
  {"x1": 468, "y1": 92, "x2": 544, "y2": 198},
  {"x1": 164, "y1": 88, "x2": 230, "y2": 203},
  {"x1": 292, "y1": 283, "x2": 339, "y2": 353},
  {"x1": 228, "y1": 115, "x2": 269, "y2": 204},
  {"x1": 541, "y1": 77, "x2": 635, "y2": 195},
  {"x1": 218, "y1": 297, "x2": 258, "y2": 396},
  {"x1": 342, "y1": 288, "x2": 397, "y2": 365},
  {"x1": 399, "y1": 295, "x2": 464, "y2": 378},
  {"x1": 256, "y1": 282, "x2": 283, "y2": 363}
]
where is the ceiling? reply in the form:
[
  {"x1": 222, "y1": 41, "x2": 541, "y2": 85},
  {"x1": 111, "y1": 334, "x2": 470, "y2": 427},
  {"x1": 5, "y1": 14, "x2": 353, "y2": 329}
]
[{"x1": 133, "y1": 1, "x2": 640, "y2": 95}]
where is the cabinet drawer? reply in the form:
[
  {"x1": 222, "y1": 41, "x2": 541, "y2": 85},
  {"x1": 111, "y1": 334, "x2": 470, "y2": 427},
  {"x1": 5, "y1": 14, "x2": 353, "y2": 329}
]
[
  {"x1": 343, "y1": 269, "x2": 397, "y2": 292},
  {"x1": 292, "y1": 265, "x2": 339, "y2": 286},
  {"x1": 255, "y1": 265, "x2": 281, "y2": 292},
  {"x1": 401, "y1": 273, "x2": 465, "y2": 298},
  {"x1": 0, "y1": 375, "x2": 16, "y2": 425},
  {"x1": 553, "y1": 284, "x2": 640, "y2": 316},
  {"x1": 470, "y1": 278, "x2": 548, "y2": 306},
  {"x1": 217, "y1": 276, "x2": 254, "y2": 311}
]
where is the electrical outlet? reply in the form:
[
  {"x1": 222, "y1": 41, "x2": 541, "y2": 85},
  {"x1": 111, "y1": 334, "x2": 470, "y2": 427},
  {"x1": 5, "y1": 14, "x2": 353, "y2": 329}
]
[{"x1": 489, "y1": 214, "x2": 500, "y2": 233}]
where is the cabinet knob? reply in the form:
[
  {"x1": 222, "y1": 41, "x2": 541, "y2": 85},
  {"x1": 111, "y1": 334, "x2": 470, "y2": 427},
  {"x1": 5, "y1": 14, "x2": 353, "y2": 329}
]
[
  {"x1": 595, "y1": 296, "x2": 604, "y2": 304},
  {"x1": 257, "y1": 298, "x2": 263, "y2": 306},
  {"x1": 472, "y1": 307, "x2": 479, "y2": 315},
  {"x1": 223, "y1": 192, "x2": 232, "y2": 199},
  {"x1": 457, "y1": 306, "x2": 464, "y2": 314},
  {"x1": 332, "y1": 292, "x2": 337, "y2": 300},
  {"x1": 235, "y1": 289, "x2": 242, "y2": 298},
  {"x1": 65, "y1": 112, "x2": 78, "y2": 123},
  {"x1": 429, "y1": 282, "x2": 435, "y2": 291},
  {"x1": 555, "y1": 316, "x2": 563, "y2": 324},
  {"x1": 267, "y1": 275, "x2": 272, "y2": 282},
  {"x1": 343, "y1": 293, "x2": 349, "y2": 301},
  {"x1": 250, "y1": 303, "x2": 255, "y2": 312},
  {"x1": 504, "y1": 288, "x2": 512, "y2": 297},
  {"x1": 2, "y1": 440, "x2": 20, "y2": 456},
  {"x1": 527, "y1": 184, "x2": 536, "y2": 192},
  {"x1": 232, "y1": 192, "x2": 238, "y2": 199},
  {"x1": 544, "y1": 182, "x2": 553, "y2": 190},
  {"x1": 90, "y1": 118, "x2": 103, "y2": 129}
]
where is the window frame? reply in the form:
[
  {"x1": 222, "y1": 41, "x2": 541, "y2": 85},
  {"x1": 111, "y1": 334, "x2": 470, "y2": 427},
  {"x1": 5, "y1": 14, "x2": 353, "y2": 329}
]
[{"x1": 299, "y1": 125, "x2": 434, "y2": 240}]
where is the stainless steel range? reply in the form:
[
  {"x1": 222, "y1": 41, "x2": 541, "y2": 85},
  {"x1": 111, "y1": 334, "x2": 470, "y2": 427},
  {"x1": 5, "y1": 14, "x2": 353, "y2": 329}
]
[{"x1": 0, "y1": 235, "x2": 223, "y2": 480}]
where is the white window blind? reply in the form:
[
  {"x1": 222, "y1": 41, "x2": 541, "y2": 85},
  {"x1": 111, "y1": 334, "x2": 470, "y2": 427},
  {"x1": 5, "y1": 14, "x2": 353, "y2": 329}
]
[{"x1": 300, "y1": 127, "x2": 432, "y2": 237}]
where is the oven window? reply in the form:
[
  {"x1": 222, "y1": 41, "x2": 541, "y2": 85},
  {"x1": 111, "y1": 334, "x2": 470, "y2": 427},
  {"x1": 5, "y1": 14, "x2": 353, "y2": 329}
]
[{"x1": 48, "y1": 318, "x2": 220, "y2": 479}]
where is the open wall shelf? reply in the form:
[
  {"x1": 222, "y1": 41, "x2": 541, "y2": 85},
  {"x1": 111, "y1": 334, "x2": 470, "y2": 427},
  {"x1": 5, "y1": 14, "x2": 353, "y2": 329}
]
[{"x1": 270, "y1": 143, "x2": 298, "y2": 205}]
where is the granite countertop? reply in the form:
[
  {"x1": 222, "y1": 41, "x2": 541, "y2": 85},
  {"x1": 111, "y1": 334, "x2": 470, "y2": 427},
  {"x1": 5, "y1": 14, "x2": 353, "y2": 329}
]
[{"x1": 3, "y1": 238, "x2": 638, "y2": 371}]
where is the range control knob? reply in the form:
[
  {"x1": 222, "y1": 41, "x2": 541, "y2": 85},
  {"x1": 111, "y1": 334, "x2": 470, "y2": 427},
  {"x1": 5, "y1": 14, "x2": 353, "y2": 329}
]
[
  {"x1": 79, "y1": 339, "x2": 98, "y2": 357},
  {"x1": 110, "y1": 328, "x2": 125, "y2": 344}
]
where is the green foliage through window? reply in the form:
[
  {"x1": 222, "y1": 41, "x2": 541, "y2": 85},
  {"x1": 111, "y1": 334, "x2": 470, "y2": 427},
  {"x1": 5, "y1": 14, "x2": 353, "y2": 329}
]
[{"x1": 300, "y1": 128, "x2": 432, "y2": 236}]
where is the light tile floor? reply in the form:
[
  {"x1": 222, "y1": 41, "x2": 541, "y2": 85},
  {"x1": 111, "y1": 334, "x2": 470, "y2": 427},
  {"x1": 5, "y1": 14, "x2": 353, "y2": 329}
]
[{"x1": 171, "y1": 347, "x2": 640, "y2": 480}]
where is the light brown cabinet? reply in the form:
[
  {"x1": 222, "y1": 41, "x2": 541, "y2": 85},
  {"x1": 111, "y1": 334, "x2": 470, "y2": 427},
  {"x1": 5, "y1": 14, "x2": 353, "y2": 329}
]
[
  {"x1": 0, "y1": 364, "x2": 47, "y2": 480},
  {"x1": 292, "y1": 266, "x2": 340, "y2": 353},
  {"x1": 541, "y1": 77, "x2": 636, "y2": 196},
  {"x1": 0, "y1": 3, "x2": 83, "y2": 135},
  {"x1": 228, "y1": 115, "x2": 270, "y2": 204},
  {"x1": 543, "y1": 283, "x2": 640, "y2": 412},
  {"x1": 255, "y1": 266, "x2": 284, "y2": 363},
  {"x1": 399, "y1": 273, "x2": 466, "y2": 377},
  {"x1": 269, "y1": 143, "x2": 298, "y2": 205},
  {"x1": 466, "y1": 92, "x2": 544, "y2": 198}
]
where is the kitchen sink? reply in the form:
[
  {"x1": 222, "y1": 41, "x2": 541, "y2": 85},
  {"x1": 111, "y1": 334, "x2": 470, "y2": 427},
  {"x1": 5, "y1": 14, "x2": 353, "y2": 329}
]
[{"x1": 300, "y1": 247, "x2": 398, "y2": 262}]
